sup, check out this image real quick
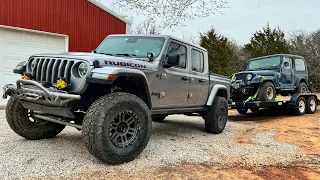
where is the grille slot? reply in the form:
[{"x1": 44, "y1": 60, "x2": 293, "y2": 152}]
[{"x1": 29, "y1": 58, "x2": 75, "y2": 84}]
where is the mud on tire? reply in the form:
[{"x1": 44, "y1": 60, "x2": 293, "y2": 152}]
[
  {"x1": 6, "y1": 97, "x2": 65, "y2": 140},
  {"x1": 203, "y1": 96, "x2": 228, "y2": 134},
  {"x1": 82, "y1": 92, "x2": 152, "y2": 164}
]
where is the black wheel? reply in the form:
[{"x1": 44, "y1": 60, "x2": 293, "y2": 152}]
[
  {"x1": 203, "y1": 96, "x2": 228, "y2": 134},
  {"x1": 152, "y1": 115, "x2": 167, "y2": 122},
  {"x1": 237, "y1": 107, "x2": 248, "y2": 114},
  {"x1": 82, "y1": 92, "x2": 152, "y2": 164},
  {"x1": 250, "y1": 107, "x2": 260, "y2": 113},
  {"x1": 294, "y1": 97, "x2": 306, "y2": 116},
  {"x1": 295, "y1": 82, "x2": 308, "y2": 93},
  {"x1": 258, "y1": 81, "x2": 276, "y2": 101},
  {"x1": 306, "y1": 96, "x2": 317, "y2": 114},
  {"x1": 5, "y1": 97, "x2": 65, "y2": 140}
]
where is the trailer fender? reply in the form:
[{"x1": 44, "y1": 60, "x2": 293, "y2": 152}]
[{"x1": 288, "y1": 93, "x2": 318, "y2": 106}]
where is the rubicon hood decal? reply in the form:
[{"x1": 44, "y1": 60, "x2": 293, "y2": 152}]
[{"x1": 105, "y1": 60, "x2": 147, "y2": 69}]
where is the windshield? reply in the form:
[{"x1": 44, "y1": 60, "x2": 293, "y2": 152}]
[
  {"x1": 95, "y1": 36, "x2": 166, "y2": 58},
  {"x1": 247, "y1": 56, "x2": 281, "y2": 70}
]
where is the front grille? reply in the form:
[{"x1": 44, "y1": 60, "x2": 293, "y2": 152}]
[
  {"x1": 235, "y1": 73, "x2": 247, "y2": 80},
  {"x1": 29, "y1": 58, "x2": 75, "y2": 83}
]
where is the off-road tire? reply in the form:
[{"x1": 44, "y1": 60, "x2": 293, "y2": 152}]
[
  {"x1": 250, "y1": 107, "x2": 260, "y2": 113},
  {"x1": 203, "y1": 96, "x2": 228, "y2": 134},
  {"x1": 295, "y1": 82, "x2": 308, "y2": 94},
  {"x1": 82, "y1": 92, "x2": 152, "y2": 164},
  {"x1": 306, "y1": 96, "x2": 317, "y2": 114},
  {"x1": 152, "y1": 115, "x2": 167, "y2": 122},
  {"x1": 237, "y1": 108, "x2": 248, "y2": 114},
  {"x1": 6, "y1": 97, "x2": 65, "y2": 140},
  {"x1": 294, "y1": 97, "x2": 306, "y2": 116},
  {"x1": 258, "y1": 81, "x2": 276, "y2": 101}
]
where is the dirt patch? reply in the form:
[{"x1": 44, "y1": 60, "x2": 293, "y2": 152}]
[{"x1": 60, "y1": 163, "x2": 320, "y2": 180}]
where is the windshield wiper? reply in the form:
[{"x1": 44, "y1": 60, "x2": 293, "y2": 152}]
[
  {"x1": 98, "y1": 52, "x2": 114, "y2": 56},
  {"x1": 116, "y1": 53, "x2": 137, "y2": 58}
]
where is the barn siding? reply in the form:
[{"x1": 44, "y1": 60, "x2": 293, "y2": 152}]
[{"x1": 0, "y1": 0, "x2": 127, "y2": 52}]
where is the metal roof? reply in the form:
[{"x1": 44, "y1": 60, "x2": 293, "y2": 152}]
[{"x1": 87, "y1": 0, "x2": 132, "y2": 25}]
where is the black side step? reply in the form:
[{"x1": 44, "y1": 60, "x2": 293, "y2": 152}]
[{"x1": 151, "y1": 107, "x2": 207, "y2": 116}]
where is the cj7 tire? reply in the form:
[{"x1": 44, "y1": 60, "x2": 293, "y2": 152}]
[
  {"x1": 82, "y1": 92, "x2": 152, "y2": 164},
  {"x1": 258, "y1": 81, "x2": 276, "y2": 101},
  {"x1": 295, "y1": 82, "x2": 308, "y2": 94},
  {"x1": 6, "y1": 97, "x2": 65, "y2": 140},
  {"x1": 204, "y1": 96, "x2": 228, "y2": 134}
]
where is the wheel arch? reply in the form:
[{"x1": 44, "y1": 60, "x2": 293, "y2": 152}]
[
  {"x1": 295, "y1": 77, "x2": 307, "y2": 87},
  {"x1": 86, "y1": 67, "x2": 152, "y2": 108},
  {"x1": 206, "y1": 84, "x2": 228, "y2": 106}
]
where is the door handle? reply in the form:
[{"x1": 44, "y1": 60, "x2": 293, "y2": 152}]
[
  {"x1": 199, "y1": 79, "x2": 206, "y2": 83},
  {"x1": 181, "y1": 76, "x2": 190, "y2": 81}
]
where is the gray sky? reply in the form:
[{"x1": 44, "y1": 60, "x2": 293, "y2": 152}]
[{"x1": 102, "y1": 0, "x2": 320, "y2": 44}]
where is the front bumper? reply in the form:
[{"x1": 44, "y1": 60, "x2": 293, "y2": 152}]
[{"x1": 3, "y1": 80, "x2": 81, "y2": 118}]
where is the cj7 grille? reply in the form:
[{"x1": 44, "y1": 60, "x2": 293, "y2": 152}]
[{"x1": 30, "y1": 58, "x2": 74, "y2": 83}]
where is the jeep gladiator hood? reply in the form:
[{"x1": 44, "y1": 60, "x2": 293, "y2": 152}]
[{"x1": 32, "y1": 52, "x2": 154, "y2": 70}]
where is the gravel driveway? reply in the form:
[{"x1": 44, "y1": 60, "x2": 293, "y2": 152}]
[{"x1": 0, "y1": 108, "x2": 311, "y2": 179}]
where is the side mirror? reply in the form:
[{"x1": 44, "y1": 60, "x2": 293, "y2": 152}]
[
  {"x1": 283, "y1": 62, "x2": 289, "y2": 67},
  {"x1": 164, "y1": 54, "x2": 180, "y2": 68}
]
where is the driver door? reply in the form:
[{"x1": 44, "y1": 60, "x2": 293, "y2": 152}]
[
  {"x1": 157, "y1": 41, "x2": 190, "y2": 107},
  {"x1": 281, "y1": 56, "x2": 293, "y2": 88}
]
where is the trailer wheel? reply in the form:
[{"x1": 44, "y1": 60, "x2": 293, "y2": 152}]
[
  {"x1": 294, "y1": 97, "x2": 306, "y2": 116},
  {"x1": 306, "y1": 96, "x2": 317, "y2": 114},
  {"x1": 237, "y1": 108, "x2": 248, "y2": 114}
]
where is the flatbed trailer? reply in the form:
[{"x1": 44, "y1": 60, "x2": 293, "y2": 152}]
[{"x1": 229, "y1": 93, "x2": 319, "y2": 116}]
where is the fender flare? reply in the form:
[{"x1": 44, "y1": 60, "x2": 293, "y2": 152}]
[
  {"x1": 206, "y1": 84, "x2": 228, "y2": 106},
  {"x1": 295, "y1": 77, "x2": 307, "y2": 86},
  {"x1": 86, "y1": 67, "x2": 152, "y2": 107}
]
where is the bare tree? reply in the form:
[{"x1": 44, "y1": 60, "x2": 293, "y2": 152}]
[
  {"x1": 289, "y1": 29, "x2": 320, "y2": 91},
  {"x1": 133, "y1": 18, "x2": 162, "y2": 34},
  {"x1": 182, "y1": 32, "x2": 200, "y2": 45},
  {"x1": 113, "y1": 0, "x2": 228, "y2": 29}
]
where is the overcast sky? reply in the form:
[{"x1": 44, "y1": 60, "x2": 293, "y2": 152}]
[{"x1": 102, "y1": 0, "x2": 320, "y2": 44}]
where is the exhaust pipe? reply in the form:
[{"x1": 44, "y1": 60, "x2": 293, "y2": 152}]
[{"x1": 34, "y1": 114, "x2": 82, "y2": 129}]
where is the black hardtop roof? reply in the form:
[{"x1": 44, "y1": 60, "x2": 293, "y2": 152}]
[{"x1": 250, "y1": 54, "x2": 304, "y2": 61}]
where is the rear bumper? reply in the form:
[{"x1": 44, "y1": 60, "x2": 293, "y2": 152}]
[{"x1": 3, "y1": 79, "x2": 81, "y2": 118}]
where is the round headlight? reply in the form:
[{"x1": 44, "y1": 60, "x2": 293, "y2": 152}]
[
  {"x1": 246, "y1": 74, "x2": 253, "y2": 81},
  {"x1": 78, "y1": 62, "x2": 88, "y2": 77},
  {"x1": 30, "y1": 60, "x2": 37, "y2": 71}
]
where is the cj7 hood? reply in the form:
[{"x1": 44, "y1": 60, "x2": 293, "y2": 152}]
[{"x1": 236, "y1": 70, "x2": 277, "y2": 77}]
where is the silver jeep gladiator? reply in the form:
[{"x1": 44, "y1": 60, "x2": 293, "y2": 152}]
[{"x1": 3, "y1": 34, "x2": 230, "y2": 164}]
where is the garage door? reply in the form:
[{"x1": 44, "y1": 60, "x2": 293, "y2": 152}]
[{"x1": 0, "y1": 26, "x2": 67, "y2": 105}]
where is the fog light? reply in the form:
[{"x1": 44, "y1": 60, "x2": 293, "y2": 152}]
[
  {"x1": 21, "y1": 73, "x2": 33, "y2": 80},
  {"x1": 56, "y1": 77, "x2": 68, "y2": 90}
]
